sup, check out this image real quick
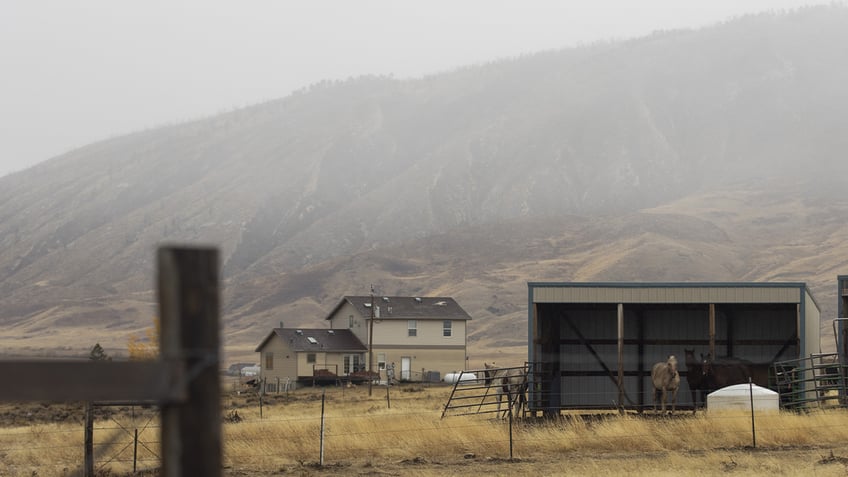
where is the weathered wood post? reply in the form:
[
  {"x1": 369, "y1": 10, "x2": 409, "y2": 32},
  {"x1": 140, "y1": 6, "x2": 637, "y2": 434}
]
[
  {"x1": 0, "y1": 245, "x2": 220, "y2": 477},
  {"x1": 84, "y1": 402, "x2": 94, "y2": 476},
  {"x1": 158, "y1": 246, "x2": 221, "y2": 477}
]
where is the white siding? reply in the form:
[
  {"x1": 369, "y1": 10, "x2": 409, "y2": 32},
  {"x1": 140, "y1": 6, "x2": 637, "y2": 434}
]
[
  {"x1": 329, "y1": 301, "x2": 368, "y2": 343},
  {"x1": 326, "y1": 298, "x2": 470, "y2": 379},
  {"x1": 371, "y1": 319, "x2": 465, "y2": 346},
  {"x1": 805, "y1": 289, "x2": 821, "y2": 356},
  {"x1": 258, "y1": 337, "x2": 297, "y2": 383}
]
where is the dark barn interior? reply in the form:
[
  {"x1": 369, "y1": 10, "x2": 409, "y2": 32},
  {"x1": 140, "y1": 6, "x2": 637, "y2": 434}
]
[{"x1": 528, "y1": 283, "x2": 818, "y2": 413}]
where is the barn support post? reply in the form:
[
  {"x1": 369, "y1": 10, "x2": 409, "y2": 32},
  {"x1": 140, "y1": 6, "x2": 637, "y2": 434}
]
[
  {"x1": 637, "y1": 310, "x2": 645, "y2": 410},
  {"x1": 617, "y1": 303, "x2": 624, "y2": 413},
  {"x1": 709, "y1": 304, "x2": 716, "y2": 358},
  {"x1": 158, "y1": 246, "x2": 222, "y2": 477}
]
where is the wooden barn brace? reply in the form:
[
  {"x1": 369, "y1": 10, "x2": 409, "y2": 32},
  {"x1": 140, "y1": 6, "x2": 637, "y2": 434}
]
[{"x1": 527, "y1": 282, "x2": 821, "y2": 412}]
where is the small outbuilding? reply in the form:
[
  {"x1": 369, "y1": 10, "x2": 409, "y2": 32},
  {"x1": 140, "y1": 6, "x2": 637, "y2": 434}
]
[{"x1": 527, "y1": 282, "x2": 821, "y2": 413}]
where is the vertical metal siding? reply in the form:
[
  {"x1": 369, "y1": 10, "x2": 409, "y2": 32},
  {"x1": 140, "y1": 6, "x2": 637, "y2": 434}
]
[{"x1": 532, "y1": 285, "x2": 806, "y2": 304}]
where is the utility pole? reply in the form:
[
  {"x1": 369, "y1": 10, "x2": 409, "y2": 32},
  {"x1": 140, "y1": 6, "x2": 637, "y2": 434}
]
[{"x1": 368, "y1": 285, "x2": 375, "y2": 396}]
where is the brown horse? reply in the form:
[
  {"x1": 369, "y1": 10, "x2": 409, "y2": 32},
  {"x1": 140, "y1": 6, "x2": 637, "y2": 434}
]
[
  {"x1": 651, "y1": 355, "x2": 680, "y2": 414},
  {"x1": 701, "y1": 353, "x2": 770, "y2": 390}
]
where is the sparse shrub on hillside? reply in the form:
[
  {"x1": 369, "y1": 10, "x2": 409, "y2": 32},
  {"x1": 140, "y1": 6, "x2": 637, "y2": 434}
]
[{"x1": 127, "y1": 317, "x2": 160, "y2": 360}]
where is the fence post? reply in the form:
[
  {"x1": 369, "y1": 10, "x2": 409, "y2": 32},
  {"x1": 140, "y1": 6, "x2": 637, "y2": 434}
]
[
  {"x1": 319, "y1": 389, "x2": 326, "y2": 466},
  {"x1": 133, "y1": 428, "x2": 138, "y2": 473},
  {"x1": 259, "y1": 377, "x2": 265, "y2": 418},
  {"x1": 508, "y1": 405, "x2": 514, "y2": 460},
  {"x1": 84, "y1": 402, "x2": 93, "y2": 477},
  {"x1": 158, "y1": 246, "x2": 221, "y2": 477},
  {"x1": 749, "y1": 377, "x2": 757, "y2": 448}
]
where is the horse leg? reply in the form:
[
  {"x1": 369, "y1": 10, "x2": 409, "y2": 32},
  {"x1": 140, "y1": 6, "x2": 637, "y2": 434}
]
[
  {"x1": 690, "y1": 388, "x2": 697, "y2": 414},
  {"x1": 671, "y1": 388, "x2": 677, "y2": 414},
  {"x1": 652, "y1": 388, "x2": 658, "y2": 414},
  {"x1": 497, "y1": 387, "x2": 508, "y2": 418},
  {"x1": 661, "y1": 389, "x2": 667, "y2": 413}
]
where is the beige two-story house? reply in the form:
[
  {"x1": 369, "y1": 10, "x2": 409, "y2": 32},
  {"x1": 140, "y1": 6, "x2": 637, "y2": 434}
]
[
  {"x1": 325, "y1": 296, "x2": 471, "y2": 382},
  {"x1": 254, "y1": 327, "x2": 367, "y2": 390}
]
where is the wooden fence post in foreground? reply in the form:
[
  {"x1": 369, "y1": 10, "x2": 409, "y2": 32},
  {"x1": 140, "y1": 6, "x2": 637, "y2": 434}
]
[
  {"x1": 0, "y1": 245, "x2": 221, "y2": 477},
  {"x1": 159, "y1": 246, "x2": 222, "y2": 477}
]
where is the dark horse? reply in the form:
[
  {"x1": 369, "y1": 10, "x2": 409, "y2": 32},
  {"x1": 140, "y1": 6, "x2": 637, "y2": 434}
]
[
  {"x1": 685, "y1": 350, "x2": 772, "y2": 412},
  {"x1": 701, "y1": 353, "x2": 771, "y2": 390},
  {"x1": 683, "y1": 349, "x2": 710, "y2": 413}
]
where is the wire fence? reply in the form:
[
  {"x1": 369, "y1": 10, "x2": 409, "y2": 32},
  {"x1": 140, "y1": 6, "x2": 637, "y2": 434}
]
[{"x1": 3, "y1": 383, "x2": 848, "y2": 475}]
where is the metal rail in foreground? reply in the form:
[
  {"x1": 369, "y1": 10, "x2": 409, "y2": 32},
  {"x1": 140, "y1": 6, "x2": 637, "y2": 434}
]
[{"x1": 441, "y1": 364, "x2": 529, "y2": 419}]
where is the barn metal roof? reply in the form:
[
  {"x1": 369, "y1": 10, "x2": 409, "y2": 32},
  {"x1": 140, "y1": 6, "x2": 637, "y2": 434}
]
[{"x1": 529, "y1": 281, "x2": 818, "y2": 307}]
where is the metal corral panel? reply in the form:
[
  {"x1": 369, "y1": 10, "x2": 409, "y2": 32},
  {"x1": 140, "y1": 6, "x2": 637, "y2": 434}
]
[
  {"x1": 532, "y1": 283, "x2": 805, "y2": 305},
  {"x1": 528, "y1": 282, "x2": 820, "y2": 412}
]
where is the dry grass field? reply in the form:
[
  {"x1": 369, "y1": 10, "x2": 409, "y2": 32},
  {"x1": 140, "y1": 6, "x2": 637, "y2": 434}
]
[{"x1": 3, "y1": 383, "x2": 848, "y2": 476}]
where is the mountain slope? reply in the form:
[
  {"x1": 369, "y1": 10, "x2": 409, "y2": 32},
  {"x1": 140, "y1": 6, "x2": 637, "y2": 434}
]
[{"x1": 1, "y1": 7, "x2": 847, "y2": 362}]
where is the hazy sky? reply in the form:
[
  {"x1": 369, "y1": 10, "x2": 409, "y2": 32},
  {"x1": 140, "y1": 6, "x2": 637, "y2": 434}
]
[{"x1": 0, "y1": 0, "x2": 836, "y2": 177}]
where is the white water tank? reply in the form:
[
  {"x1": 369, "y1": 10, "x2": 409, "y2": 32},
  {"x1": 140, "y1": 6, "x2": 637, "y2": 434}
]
[
  {"x1": 444, "y1": 371, "x2": 478, "y2": 385},
  {"x1": 707, "y1": 384, "x2": 779, "y2": 412}
]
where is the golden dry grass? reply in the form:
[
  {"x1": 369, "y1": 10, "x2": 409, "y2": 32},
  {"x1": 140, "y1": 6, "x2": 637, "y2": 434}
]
[{"x1": 4, "y1": 385, "x2": 848, "y2": 476}]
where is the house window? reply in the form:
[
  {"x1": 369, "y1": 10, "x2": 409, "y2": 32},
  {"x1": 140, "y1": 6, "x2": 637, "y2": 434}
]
[
  {"x1": 265, "y1": 352, "x2": 273, "y2": 370},
  {"x1": 443, "y1": 320, "x2": 452, "y2": 337},
  {"x1": 307, "y1": 353, "x2": 316, "y2": 364},
  {"x1": 349, "y1": 314, "x2": 354, "y2": 328},
  {"x1": 343, "y1": 354, "x2": 363, "y2": 374},
  {"x1": 378, "y1": 353, "x2": 386, "y2": 370},
  {"x1": 408, "y1": 320, "x2": 417, "y2": 337}
]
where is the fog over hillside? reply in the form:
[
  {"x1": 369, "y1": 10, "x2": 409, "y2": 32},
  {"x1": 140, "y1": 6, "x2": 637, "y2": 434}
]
[{"x1": 1, "y1": 7, "x2": 847, "y2": 362}]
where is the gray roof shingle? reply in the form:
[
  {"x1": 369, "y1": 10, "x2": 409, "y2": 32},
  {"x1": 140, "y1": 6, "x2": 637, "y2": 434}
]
[
  {"x1": 255, "y1": 328, "x2": 366, "y2": 352},
  {"x1": 327, "y1": 296, "x2": 472, "y2": 321}
]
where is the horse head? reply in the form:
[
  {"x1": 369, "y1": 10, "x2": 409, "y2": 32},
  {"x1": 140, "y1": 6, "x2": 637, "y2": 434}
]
[
  {"x1": 684, "y1": 348, "x2": 697, "y2": 365},
  {"x1": 701, "y1": 353, "x2": 713, "y2": 377},
  {"x1": 667, "y1": 355, "x2": 679, "y2": 374},
  {"x1": 483, "y1": 362, "x2": 497, "y2": 385}
]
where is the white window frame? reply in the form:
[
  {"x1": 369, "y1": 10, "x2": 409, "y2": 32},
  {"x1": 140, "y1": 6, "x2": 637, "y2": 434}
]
[
  {"x1": 443, "y1": 320, "x2": 452, "y2": 337},
  {"x1": 343, "y1": 354, "x2": 363, "y2": 375},
  {"x1": 408, "y1": 320, "x2": 417, "y2": 337}
]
